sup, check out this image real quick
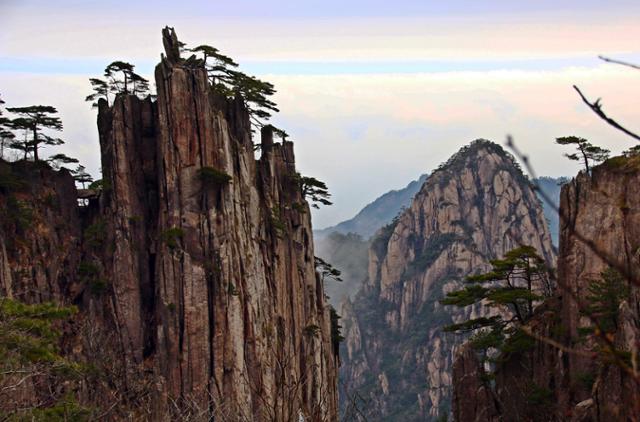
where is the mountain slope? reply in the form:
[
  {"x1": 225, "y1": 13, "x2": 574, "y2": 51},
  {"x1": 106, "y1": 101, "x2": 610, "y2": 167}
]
[
  {"x1": 340, "y1": 140, "x2": 555, "y2": 421},
  {"x1": 452, "y1": 155, "x2": 640, "y2": 421},
  {"x1": 316, "y1": 174, "x2": 428, "y2": 240},
  {"x1": 317, "y1": 174, "x2": 564, "y2": 308}
]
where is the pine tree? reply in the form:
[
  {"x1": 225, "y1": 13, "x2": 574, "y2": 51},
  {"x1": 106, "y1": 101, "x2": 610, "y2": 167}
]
[
  {"x1": 314, "y1": 256, "x2": 343, "y2": 282},
  {"x1": 556, "y1": 136, "x2": 610, "y2": 173},
  {"x1": 72, "y1": 165, "x2": 93, "y2": 188},
  {"x1": 189, "y1": 43, "x2": 279, "y2": 126},
  {"x1": 441, "y1": 246, "x2": 553, "y2": 361},
  {"x1": 583, "y1": 268, "x2": 629, "y2": 333},
  {"x1": 299, "y1": 175, "x2": 333, "y2": 208},
  {"x1": 6, "y1": 105, "x2": 63, "y2": 161},
  {"x1": 86, "y1": 61, "x2": 150, "y2": 107},
  {"x1": 0, "y1": 298, "x2": 88, "y2": 419},
  {"x1": 0, "y1": 95, "x2": 15, "y2": 160},
  {"x1": 47, "y1": 153, "x2": 79, "y2": 170},
  {"x1": 85, "y1": 78, "x2": 109, "y2": 108}
]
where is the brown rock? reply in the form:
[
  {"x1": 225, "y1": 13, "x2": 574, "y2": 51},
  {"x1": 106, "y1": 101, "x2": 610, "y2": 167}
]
[
  {"x1": 0, "y1": 28, "x2": 338, "y2": 420},
  {"x1": 341, "y1": 140, "x2": 555, "y2": 420}
]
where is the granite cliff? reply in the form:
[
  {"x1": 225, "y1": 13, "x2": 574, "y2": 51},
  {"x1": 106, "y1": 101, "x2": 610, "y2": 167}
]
[
  {"x1": 0, "y1": 28, "x2": 338, "y2": 421},
  {"x1": 316, "y1": 175, "x2": 563, "y2": 308},
  {"x1": 340, "y1": 140, "x2": 555, "y2": 421},
  {"x1": 451, "y1": 154, "x2": 640, "y2": 421}
]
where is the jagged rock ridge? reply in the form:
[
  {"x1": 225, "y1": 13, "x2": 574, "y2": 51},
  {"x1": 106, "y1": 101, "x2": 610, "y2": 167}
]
[
  {"x1": 340, "y1": 140, "x2": 555, "y2": 421},
  {"x1": 0, "y1": 28, "x2": 337, "y2": 420}
]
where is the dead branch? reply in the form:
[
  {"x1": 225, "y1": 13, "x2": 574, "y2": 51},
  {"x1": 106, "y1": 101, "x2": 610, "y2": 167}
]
[
  {"x1": 573, "y1": 85, "x2": 640, "y2": 142},
  {"x1": 599, "y1": 55, "x2": 640, "y2": 71}
]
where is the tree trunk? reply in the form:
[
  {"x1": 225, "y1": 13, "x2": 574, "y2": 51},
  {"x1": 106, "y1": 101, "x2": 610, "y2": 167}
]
[{"x1": 32, "y1": 127, "x2": 38, "y2": 161}]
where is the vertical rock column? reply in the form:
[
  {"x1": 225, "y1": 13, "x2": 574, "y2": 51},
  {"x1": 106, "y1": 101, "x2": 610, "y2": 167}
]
[{"x1": 97, "y1": 95, "x2": 158, "y2": 374}]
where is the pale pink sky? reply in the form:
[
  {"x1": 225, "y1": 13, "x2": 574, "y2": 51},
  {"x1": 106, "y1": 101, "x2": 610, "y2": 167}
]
[{"x1": 1, "y1": 1, "x2": 639, "y2": 227}]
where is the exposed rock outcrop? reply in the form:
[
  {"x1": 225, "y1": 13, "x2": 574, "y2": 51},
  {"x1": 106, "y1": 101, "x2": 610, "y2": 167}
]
[
  {"x1": 0, "y1": 28, "x2": 337, "y2": 420},
  {"x1": 340, "y1": 140, "x2": 555, "y2": 421},
  {"x1": 452, "y1": 155, "x2": 640, "y2": 421},
  {"x1": 0, "y1": 161, "x2": 81, "y2": 302},
  {"x1": 451, "y1": 344, "x2": 499, "y2": 422}
]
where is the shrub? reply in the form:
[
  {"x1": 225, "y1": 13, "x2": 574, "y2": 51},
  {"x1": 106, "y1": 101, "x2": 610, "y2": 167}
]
[
  {"x1": 83, "y1": 220, "x2": 107, "y2": 248},
  {"x1": 303, "y1": 324, "x2": 321, "y2": 337},
  {"x1": 526, "y1": 383, "x2": 553, "y2": 406},
  {"x1": 4, "y1": 195, "x2": 33, "y2": 231},
  {"x1": 78, "y1": 261, "x2": 108, "y2": 295},
  {"x1": 198, "y1": 166, "x2": 232, "y2": 186},
  {"x1": 161, "y1": 227, "x2": 184, "y2": 249},
  {"x1": 269, "y1": 206, "x2": 286, "y2": 237}
]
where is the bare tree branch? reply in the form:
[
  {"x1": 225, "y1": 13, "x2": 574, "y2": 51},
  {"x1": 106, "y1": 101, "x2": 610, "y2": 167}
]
[
  {"x1": 599, "y1": 55, "x2": 640, "y2": 71},
  {"x1": 506, "y1": 136, "x2": 640, "y2": 383},
  {"x1": 507, "y1": 135, "x2": 639, "y2": 288},
  {"x1": 573, "y1": 85, "x2": 640, "y2": 142}
]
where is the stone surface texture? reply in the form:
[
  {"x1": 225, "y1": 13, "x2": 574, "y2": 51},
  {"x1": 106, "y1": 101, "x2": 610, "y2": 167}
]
[
  {"x1": 340, "y1": 140, "x2": 555, "y2": 421},
  {"x1": 0, "y1": 28, "x2": 337, "y2": 421}
]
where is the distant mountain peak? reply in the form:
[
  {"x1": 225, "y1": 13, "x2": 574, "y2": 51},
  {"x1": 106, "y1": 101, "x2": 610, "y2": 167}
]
[
  {"x1": 315, "y1": 173, "x2": 428, "y2": 240},
  {"x1": 340, "y1": 138, "x2": 556, "y2": 421}
]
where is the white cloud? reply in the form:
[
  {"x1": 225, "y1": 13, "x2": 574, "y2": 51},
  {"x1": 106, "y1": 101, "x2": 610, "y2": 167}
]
[
  {"x1": 263, "y1": 66, "x2": 640, "y2": 227},
  {"x1": 2, "y1": 64, "x2": 638, "y2": 228},
  {"x1": 2, "y1": 2, "x2": 639, "y2": 229}
]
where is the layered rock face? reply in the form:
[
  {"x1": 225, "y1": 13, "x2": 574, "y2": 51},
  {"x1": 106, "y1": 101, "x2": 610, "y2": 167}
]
[
  {"x1": 452, "y1": 156, "x2": 640, "y2": 421},
  {"x1": 0, "y1": 29, "x2": 337, "y2": 420},
  {"x1": 0, "y1": 161, "x2": 81, "y2": 302},
  {"x1": 340, "y1": 140, "x2": 555, "y2": 421}
]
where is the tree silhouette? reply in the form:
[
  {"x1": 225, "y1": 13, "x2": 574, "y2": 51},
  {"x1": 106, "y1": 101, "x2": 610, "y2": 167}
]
[
  {"x1": 300, "y1": 176, "x2": 333, "y2": 208},
  {"x1": 86, "y1": 61, "x2": 150, "y2": 107},
  {"x1": 72, "y1": 164, "x2": 93, "y2": 188},
  {"x1": 47, "y1": 153, "x2": 79, "y2": 170},
  {"x1": 314, "y1": 256, "x2": 343, "y2": 283},
  {"x1": 555, "y1": 136, "x2": 609, "y2": 174},
  {"x1": 6, "y1": 105, "x2": 63, "y2": 162},
  {"x1": 0, "y1": 95, "x2": 15, "y2": 160},
  {"x1": 189, "y1": 43, "x2": 279, "y2": 126},
  {"x1": 85, "y1": 78, "x2": 109, "y2": 108}
]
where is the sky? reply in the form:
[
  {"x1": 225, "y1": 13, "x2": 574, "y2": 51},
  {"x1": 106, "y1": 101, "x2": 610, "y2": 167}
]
[{"x1": 1, "y1": 1, "x2": 640, "y2": 228}]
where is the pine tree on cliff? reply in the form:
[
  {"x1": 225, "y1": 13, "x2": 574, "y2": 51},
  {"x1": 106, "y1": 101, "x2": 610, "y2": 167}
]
[
  {"x1": 72, "y1": 164, "x2": 93, "y2": 188},
  {"x1": 6, "y1": 105, "x2": 63, "y2": 162},
  {"x1": 555, "y1": 136, "x2": 610, "y2": 174},
  {"x1": 0, "y1": 95, "x2": 15, "y2": 160},
  {"x1": 441, "y1": 246, "x2": 553, "y2": 362},
  {"x1": 47, "y1": 153, "x2": 79, "y2": 170},
  {"x1": 86, "y1": 61, "x2": 150, "y2": 107},
  {"x1": 85, "y1": 78, "x2": 109, "y2": 108},
  {"x1": 300, "y1": 175, "x2": 333, "y2": 208},
  {"x1": 188, "y1": 43, "x2": 279, "y2": 126}
]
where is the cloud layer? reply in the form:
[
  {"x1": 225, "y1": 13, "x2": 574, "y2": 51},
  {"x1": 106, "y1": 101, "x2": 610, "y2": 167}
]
[{"x1": 1, "y1": 1, "x2": 639, "y2": 228}]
